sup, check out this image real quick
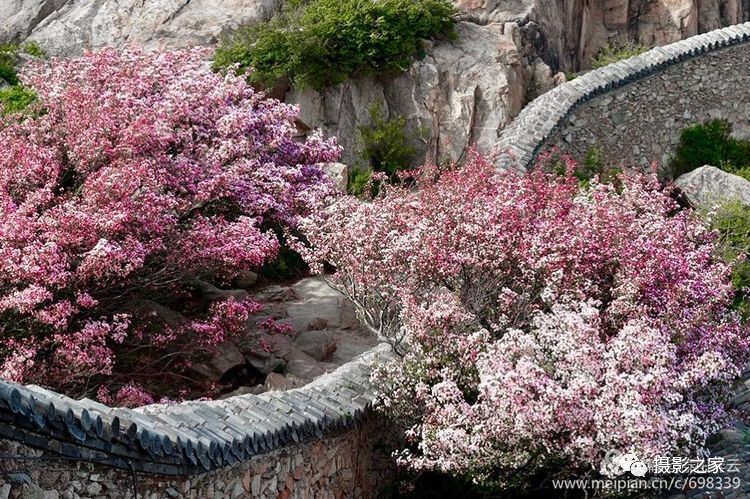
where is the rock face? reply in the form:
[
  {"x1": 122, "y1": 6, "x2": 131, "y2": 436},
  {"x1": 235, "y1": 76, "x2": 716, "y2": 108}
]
[
  {"x1": 0, "y1": 0, "x2": 282, "y2": 55},
  {"x1": 319, "y1": 162, "x2": 348, "y2": 194},
  {"x1": 1, "y1": 0, "x2": 747, "y2": 166},
  {"x1": 675, "y1": 166, "x2": 750, "y2": 208},
  {"x1": 452, "y1": 0, "x2": 749, "y2": 70},
  {"x1": 288, "y1": 21, "x2": 529, "y2": 165}
]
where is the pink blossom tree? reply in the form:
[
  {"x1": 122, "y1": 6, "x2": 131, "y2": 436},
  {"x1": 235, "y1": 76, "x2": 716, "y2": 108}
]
[
  {"x1": 299, "y1": 152, "x2": 749, "y2": 486},
  {"x1": 0, "y1": 48, "x2": 340, "y2": 404}
]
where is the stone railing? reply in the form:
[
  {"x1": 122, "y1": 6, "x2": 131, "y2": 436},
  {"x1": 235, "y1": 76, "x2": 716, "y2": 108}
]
[{"x1": 495, "y1": 22, "x2": 750, "y2": 173}]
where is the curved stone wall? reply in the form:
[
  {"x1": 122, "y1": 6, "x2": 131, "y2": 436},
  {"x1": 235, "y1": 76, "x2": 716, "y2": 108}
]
[
  {"x1": 495, "y1": 22, "x2": 750, "y2": 173},
  {"x1": 0, "y1": 343, "x2": 393, "y2": 497}
]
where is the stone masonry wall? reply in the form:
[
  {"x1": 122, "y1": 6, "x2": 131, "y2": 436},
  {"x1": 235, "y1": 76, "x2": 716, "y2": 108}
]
[
  {"x1": 0, "y1": 343, "x2": 394, "y2": 498},
  {"x1": 0, "y1": 416, "x2": 393, "y2": 499},
  {"x1": 495, "y1": 22, "x2": 750, "y2": 174},
  {"x1": 547, "y1": 42, "x2": 750, "y2": 173}
]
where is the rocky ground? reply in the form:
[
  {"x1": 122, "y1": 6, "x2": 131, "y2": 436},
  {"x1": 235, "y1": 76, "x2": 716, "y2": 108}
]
[{"x1": 192, "y1": 276, "x2": 379, "y2": 399}]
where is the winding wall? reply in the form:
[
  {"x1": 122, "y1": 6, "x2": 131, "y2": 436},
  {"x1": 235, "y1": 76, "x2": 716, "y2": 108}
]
[
  {"x1": 495, "y1": 22, "x2": 750, "y2": 173},
  {"x1": 0, "y1": 344, "x2": 393, "y2": 497}
]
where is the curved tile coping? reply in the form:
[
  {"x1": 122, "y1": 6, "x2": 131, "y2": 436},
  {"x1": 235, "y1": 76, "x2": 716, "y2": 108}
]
[
  {"x1": 0, "y1": 343, "x2": 392, "y2": 475},
  {"x1": 494, "y1": 22, "x2": 750, "y2": 172}
]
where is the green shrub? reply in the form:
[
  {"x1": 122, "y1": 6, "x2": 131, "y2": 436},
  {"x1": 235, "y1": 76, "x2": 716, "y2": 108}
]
[
  {"x1": 591, "y1": 40, "x2": 650, "y2": 69},
  {"x1": 20, "y1": 41, "x2": 46, "y2": 58},
  {"x1": 0, "y1": 86, "x2": 36, "y2": 116},
  {"x1": 671, "y1": 120, "x2": 750, "y2": 178},
  {"x1": 359, "y1": 105, "x2": 415, "y2": 177},
  {"x1": 348, "y1": 168, "x2": 374, "y2": 198},
  {"x1": 710, "y1": 200, "x2": 750, "y2": 318},
  {"x1": 0, "y1": 45, "x2": 18, "y2": 86},
  {"x1": 349, "y1": 105, "x2": 417, "y2": 197},
  {"x1": 214, "y1": 0, "x2": 456, "y2": 90},
  {"x1": 0, "y1": 42, "x2": 44, "y2": 116}
]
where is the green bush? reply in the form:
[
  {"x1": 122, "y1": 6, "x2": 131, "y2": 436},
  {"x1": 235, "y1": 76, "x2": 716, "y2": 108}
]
[
  {"x1": 671, "y1": 120, "x2": 750, "y2": 178},
  {"x1": 20, "y1": 41, "x2": 46, "y2": 58},
  {"x1": 349, "y1": 105, "x2": 417, "y2": 197},
  {"x1": 591, "y1": 40, "x2": 650, "y2": 69},
  {"x1": 0, "y1": 86, "x2": 36, "y2": 116},
  {"x1": 710, "y1": 200, "x2": 750, "y2": 318},
  {"x1": 214, "y1": 0, "x2": 456, "y2": 90},
  {"x1": 0, "y1": 42, "x2": 44, "y2": 116},
  {"x1": 0, "y1": 42, "x2": 46, "y2": 85},
  {"x1": 359, "y1": 105, "x2": 415, "y2": 177},
  {"x1": 348, "y1": 168, "x2": 374, "y2": 198},
  {"x1": 0, "y1": 45, "x2": 19, "y2": 86}
]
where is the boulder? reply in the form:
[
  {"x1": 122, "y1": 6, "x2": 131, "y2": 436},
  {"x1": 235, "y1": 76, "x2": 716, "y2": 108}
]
[
  {"x1": 293, "y1": 330, "x2": 337, "y2": 362},
  {"x1": 675, "y1": 165, "x2": 750, "y2": 209},
  {"x1": 191, "y1": 278, "x2": 249, "y2": 302},
  {"x1": 233, "y1": 270, "x2": 258, "y2": 289},
  {"x1": 190, "y1": 342, "x2": 247, "y2": 381},
  {"x1": 1, "y1": 0, "x2": 283, "y2": 56},
  {"x1": 129, "y1": 299, "x2": 187, "y2": 330},
  {"x1": 246, "y1": 355, "x2": 285, "y2": 376},
  {"x1": 329, "y1": 336, "x2": 376, "y2": 366},
  {"x1": 261, "y1": 372, "x2": 304, "y2": 391},
  {"x1": 283, "y1": 277, "x2": 359, "y2": 332},
  {"x1": 283, "y1": 349, "x2": 328, "y2": 380}
]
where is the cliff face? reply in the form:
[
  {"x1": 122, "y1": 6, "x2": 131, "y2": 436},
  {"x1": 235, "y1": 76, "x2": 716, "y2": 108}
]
[
  {"x1": 454, "y1": 0, "x2": 749, "y2": 70},
  {"x1": 2, "y1": 0, "x2": 748, "y2": 66},
  {"x1": 0, "y1": 0, "x2": 283, "y2": 55},
  {"x1": 1, "y1": 0, "x2": 748, "y2": 166}
]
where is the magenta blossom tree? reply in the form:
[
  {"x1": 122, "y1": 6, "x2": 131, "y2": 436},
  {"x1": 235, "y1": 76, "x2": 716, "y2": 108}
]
[
  {"x1": 0, "y1": 48, "x2": 340, "y2": 405},
  {"x1": 298, "y1": 152, "x2": 749, "y2": 486}
]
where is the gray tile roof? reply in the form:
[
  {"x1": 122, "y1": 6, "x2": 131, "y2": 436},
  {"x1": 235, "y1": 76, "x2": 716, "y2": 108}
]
[{"x1": 0, "y1": 343, "x2": 392, "y2": 475}]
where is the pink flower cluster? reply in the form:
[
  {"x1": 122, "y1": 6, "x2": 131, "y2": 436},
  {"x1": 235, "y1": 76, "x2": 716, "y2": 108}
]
[
  {"x1": 0, "y1": 48, "x2": 339, "y2": 402},
  {"x1": 300, "y1": 152, "x2": 749, "y2": 484}
]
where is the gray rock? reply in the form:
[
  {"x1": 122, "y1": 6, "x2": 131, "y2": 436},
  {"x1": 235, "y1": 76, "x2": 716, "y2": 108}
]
[
  {"x1": 262, "y1": 372, "x2": 303, "y2": 391},
  {"x1": 233, "y1": 270, "x2": 258, "y2": 289},
  {"x1": 130, "y1": 300, "x2": 187, "y2": 330},
  {"x1": 330, "y1": 338, "x2": 374, "y2": 366},
  {"x1": 191, "y1": 342, "x2": 247, "y2": 381},
  {"x1": 287, "y1": 21, "x2": 526, "y2": 166},
  {"x1": 191, "y1": 279, "x2": 249, "y2": 302},
  {"x1": 283, "y1": 277, "x2": 359, "y2": 332},
  {"x1": 5, "y1": 473, "x2": 31, "y2": 486},
  {"x1": 0, "y1": 484, "x2": 10, "y2": 499},
  {"x1": 0, "y1": 0, "x2": 283, "y2": 56},
  {"x1": 293, "y1": 330, "x2": 337, "y2": 362},
  {"x1": 320, "y1": 163, "x2": 348, "y2": 194},
  {"x1": 675, "y1": 165, "x2": 750, "y2": 209},
  {"x1": 85, "y1": 483, "x2": 102, "y2": 496},
  {"x1": 283, "y1": 349, "x2": 327, "y2": 380},
  {"x1": 251, "y1": 475, "x2": 261, "y2": 496},
  {"x1": 19, "y1": 483, "x2": 45, "y2": 499}
]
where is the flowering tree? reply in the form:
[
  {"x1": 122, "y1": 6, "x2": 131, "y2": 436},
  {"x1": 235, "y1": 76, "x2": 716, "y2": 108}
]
[
  {"x1": 299, "y1": 152, "x2": 749, "y2": 486},
  {"x1": 0, "y1": 48, "x2": 339, "y2": 404}
]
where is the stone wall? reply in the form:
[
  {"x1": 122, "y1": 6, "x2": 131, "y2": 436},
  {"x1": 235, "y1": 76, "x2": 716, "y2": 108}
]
[
  {"x1": 548, "y1": 42, "x2": 750, "y2": 173},
  {"x1": 0, "y1": 343, "x2": 394, "y2": 498},
  {"x1": 495, "y1": 22, "x2": 750, "y2": 174},
  {"x1": 0, "y1": 416, "x2": 392, "y2": 499}
]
